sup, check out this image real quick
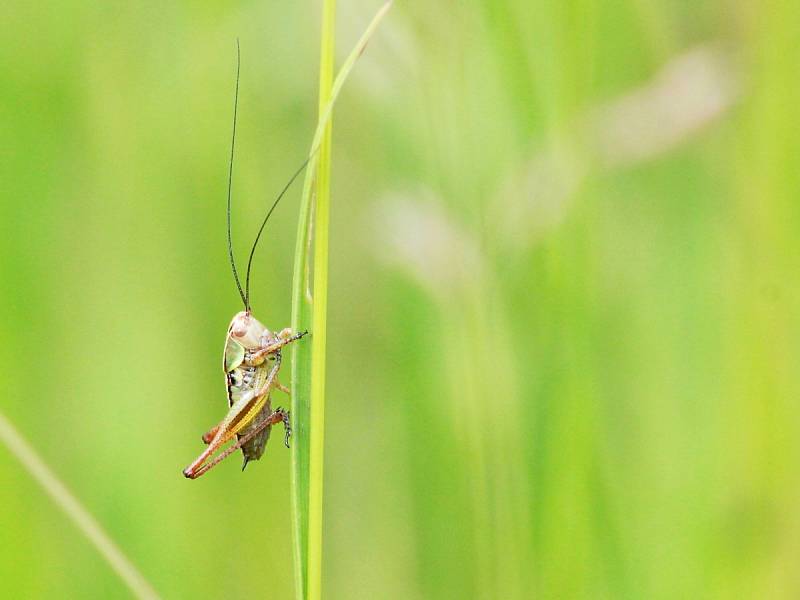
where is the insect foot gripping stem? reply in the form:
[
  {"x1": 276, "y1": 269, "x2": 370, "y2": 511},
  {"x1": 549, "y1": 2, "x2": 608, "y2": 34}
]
[{"x1": 273, "y1": 407, "x2": 292, "y2": 448}]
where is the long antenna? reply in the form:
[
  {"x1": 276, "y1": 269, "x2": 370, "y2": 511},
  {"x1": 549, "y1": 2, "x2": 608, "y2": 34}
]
[
  {"x1": 227, "y1": 39, "x2": 248, "y2": 309},
  {"x1": 244, "y1": 154, "x2": 313, "y2": 308}
]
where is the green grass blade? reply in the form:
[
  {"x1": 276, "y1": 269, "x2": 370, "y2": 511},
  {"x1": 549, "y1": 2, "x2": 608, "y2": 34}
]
[
  {"x1": 289, "y1": 4, "x2": 392, "y2": 600},
  {"x1": 306, "y1": 0, "x2": 335, "y2": 595},
  {"x1": 0, "y1": 412, "x2": 160, "y2": 599}
]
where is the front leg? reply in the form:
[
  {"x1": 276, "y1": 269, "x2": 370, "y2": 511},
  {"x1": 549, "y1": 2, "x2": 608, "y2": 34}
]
[{"x1": 246, "y1": 328, "x2": 308, "y2": 365}]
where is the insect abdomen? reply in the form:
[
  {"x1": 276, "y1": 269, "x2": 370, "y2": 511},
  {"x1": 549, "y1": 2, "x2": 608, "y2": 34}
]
[{"x1": 227, "y1": 359, "x2": 272, "y2": 466}]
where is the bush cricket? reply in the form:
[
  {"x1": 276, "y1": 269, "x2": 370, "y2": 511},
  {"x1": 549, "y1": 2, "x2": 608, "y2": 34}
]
[{"x1": 182, "y1": 41, "x2": 309, "y2": 479}]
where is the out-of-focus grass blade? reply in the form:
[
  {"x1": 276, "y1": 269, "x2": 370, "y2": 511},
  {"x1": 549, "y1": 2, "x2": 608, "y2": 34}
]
[
  {"x1": 289, "y1": 3, "x2": 392, "y2": 600},
  {"x1": 0, "y1": 412, "x2": 160, "y2": 600}
]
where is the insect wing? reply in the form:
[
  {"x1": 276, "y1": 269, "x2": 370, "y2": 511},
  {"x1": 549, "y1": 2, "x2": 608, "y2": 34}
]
[
  {"x1": 238, "y1": 397, "x2": 273, "y2": 469},
  {"x1": 224, "y1": 335, "x2": 246, "y2": 372}
]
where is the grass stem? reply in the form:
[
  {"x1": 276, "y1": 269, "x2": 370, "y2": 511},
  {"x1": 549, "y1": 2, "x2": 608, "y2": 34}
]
[
  {"x1": 0, "y1": 412, "x2": 160, "y2": 600},
  {"x1": 307, "y1": 0, "x2": 335, "y2": 599},
  {"x1": 289, "y1": 3, "x2": 392, "y2": 599}
]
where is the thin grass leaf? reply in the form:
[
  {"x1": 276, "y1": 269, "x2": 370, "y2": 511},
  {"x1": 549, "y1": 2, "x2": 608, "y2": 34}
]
[
  {"x1": 0, "y1": 412, "x2": 160, "y2": 600},
  {"x1": 289, "y1": 3, "x2": 392, "y2": 600}
]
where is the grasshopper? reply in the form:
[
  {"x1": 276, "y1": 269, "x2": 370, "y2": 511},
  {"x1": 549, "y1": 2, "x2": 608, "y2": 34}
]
[
  {"x1": 182, "y1": 314, "x2": 307, "y2": 479},
  {"x1": 183, "y1": 41, "x2": 309, "y2": 479}
]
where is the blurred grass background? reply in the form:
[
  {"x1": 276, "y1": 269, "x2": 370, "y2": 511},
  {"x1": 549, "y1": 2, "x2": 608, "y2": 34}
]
[{"x1": 1, "y1": 0, "x2": 798, "y2": 598}]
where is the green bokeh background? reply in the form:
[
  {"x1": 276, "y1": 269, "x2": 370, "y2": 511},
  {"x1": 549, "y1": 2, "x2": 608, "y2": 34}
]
[{"x1": 1, "y1": 1, "x2": 798, "y2": 598}]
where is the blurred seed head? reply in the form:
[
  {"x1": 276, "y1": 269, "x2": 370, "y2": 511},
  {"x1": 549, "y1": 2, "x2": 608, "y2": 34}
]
[
  {"x1": 491, "y1": 144, "x2": 586, "y2": 252},
  {"x1": 372, "y1": 191, "x2": 486, "y2": 302},
  {"x1": 492, "y1": 44, "x2": 739, "y2": 253},
  {"x1": 587, "y1": 45, "x2": 739, "y2": 168}
]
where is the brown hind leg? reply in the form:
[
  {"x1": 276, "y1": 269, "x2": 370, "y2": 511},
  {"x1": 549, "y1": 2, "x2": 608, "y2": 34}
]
[
  {"x1": 185, "y1": 408, "x2": 291, "y2": 479},
  {"x1": 201, "y1": 424, "x2": 219, "y2": 444}
]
